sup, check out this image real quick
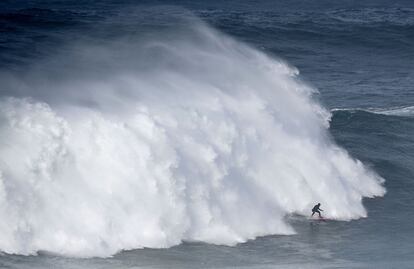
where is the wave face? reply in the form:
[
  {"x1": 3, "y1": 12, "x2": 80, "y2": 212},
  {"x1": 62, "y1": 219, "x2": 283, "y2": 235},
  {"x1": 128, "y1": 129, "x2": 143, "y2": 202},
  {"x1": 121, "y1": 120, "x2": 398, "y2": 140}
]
[{"x1": 0, "y1": 15, "x2": 385, "y2": 257}]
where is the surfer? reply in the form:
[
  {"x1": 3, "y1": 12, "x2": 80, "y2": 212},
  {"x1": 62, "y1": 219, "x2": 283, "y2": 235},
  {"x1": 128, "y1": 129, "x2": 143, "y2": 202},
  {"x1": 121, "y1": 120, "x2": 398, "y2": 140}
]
[{"x1": 311, "y1": 203, "x2": 323, "y2": 218}]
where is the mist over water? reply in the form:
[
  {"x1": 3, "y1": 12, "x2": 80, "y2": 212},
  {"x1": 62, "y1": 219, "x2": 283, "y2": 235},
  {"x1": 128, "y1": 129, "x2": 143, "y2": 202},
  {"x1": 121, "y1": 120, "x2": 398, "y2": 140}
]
[{"x1": 0, "y1": 13, "x2": 385, "y2": 257}]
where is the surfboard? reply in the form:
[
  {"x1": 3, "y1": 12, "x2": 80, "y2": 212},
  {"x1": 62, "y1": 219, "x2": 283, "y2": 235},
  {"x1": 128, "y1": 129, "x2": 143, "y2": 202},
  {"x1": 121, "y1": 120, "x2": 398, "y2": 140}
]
[{"x1": 309, "y1": 216, "x2": 329, "y2": 221}]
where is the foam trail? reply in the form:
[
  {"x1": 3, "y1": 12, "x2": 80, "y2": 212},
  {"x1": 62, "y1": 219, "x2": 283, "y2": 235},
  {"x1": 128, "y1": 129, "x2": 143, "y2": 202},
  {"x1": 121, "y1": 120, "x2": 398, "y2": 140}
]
[
  {"x1": 332, "y1": 106, "x2": 414, "y2": 117},
  {"x1": 0, "y1": 16, "x2": 385, "y2": 257}
]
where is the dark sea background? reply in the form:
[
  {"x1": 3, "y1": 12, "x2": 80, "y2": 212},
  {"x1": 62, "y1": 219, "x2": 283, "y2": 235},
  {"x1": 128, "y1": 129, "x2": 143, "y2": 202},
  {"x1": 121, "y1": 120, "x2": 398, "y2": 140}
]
[{"x1": 0, "y1": 0, "x2": 414, "y2": 268}]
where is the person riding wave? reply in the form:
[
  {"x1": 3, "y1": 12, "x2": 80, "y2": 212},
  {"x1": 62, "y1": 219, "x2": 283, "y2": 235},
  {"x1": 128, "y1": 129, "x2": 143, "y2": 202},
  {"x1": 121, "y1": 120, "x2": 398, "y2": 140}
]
[{"x1": 311, "y1": 203, "x2": 323, "y2": 218}]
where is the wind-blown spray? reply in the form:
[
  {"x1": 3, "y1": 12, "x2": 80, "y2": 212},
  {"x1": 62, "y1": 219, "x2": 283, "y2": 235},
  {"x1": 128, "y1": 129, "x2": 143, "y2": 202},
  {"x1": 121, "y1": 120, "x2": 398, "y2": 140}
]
[{"x1": 0, "y1": 16, "x2": 385, "y2": 257}]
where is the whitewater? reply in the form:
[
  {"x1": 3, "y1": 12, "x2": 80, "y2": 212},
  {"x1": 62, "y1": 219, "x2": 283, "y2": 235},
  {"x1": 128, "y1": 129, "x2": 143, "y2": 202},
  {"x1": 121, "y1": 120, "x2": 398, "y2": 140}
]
[{"x1": 0, "y1": 17, "x2": 385, "y2": 257}]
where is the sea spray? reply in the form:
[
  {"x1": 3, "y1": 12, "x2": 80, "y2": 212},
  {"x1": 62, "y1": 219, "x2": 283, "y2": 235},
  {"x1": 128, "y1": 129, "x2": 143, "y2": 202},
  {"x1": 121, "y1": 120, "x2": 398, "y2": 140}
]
[{"x1": 0, "y1": 15, "x2": 385, "y2": 257}]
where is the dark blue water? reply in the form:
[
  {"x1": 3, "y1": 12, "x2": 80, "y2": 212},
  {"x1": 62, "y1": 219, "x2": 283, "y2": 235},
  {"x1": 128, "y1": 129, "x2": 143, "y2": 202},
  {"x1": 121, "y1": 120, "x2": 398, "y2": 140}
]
[{"x1": 0, "y1": 1, "x2": 413, "y2": 268}]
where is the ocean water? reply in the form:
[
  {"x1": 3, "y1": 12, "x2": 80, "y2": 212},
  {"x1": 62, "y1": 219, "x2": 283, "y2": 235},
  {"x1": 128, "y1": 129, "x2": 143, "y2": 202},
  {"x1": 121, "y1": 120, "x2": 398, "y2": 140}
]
[{"x1": 0, "y1": 0, "x2": 413, "y2": 268}]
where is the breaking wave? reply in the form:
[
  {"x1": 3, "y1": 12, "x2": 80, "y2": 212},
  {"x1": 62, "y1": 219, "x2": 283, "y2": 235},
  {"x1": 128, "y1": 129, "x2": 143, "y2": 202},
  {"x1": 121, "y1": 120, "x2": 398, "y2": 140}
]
[{"x1": 0, "y1": 15, "x2": 385, "y2": 257}]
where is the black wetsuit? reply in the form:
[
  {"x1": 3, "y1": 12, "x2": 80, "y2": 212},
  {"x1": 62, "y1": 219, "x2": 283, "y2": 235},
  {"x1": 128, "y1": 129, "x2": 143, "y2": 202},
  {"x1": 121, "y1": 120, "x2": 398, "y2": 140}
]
[{"x1": 311, "y1": 204, "x2": 323, "y2": 217}]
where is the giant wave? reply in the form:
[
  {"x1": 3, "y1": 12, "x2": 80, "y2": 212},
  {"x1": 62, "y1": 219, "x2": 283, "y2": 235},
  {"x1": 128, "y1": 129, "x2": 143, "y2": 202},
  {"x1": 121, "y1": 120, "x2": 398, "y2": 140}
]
[{"x1": 0, "y1": 15, "x2": 385, "y2": 257}]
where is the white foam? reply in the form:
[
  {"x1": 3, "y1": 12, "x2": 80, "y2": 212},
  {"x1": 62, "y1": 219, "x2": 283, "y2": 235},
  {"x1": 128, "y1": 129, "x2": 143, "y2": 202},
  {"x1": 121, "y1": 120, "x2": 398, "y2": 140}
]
[
  {"x1": 0, "y1": 20, "x2": 385, "y2": 257},
  {"x1": 331, "y1": 106, "x2": 414, "y2": 117},
  {"x1": 370, "y1": 106, "x2": 414, "y2": 117}
]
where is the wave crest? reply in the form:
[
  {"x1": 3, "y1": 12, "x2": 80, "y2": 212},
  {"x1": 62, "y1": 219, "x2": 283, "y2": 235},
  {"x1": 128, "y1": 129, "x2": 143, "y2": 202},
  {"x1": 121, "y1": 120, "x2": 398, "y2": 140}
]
[
  {"x1": 0, "y1": 18, "x2": 385, "y2": 257},
  {"x1": 332, "y1": 106, "x2": 414, "y2": 117}
]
